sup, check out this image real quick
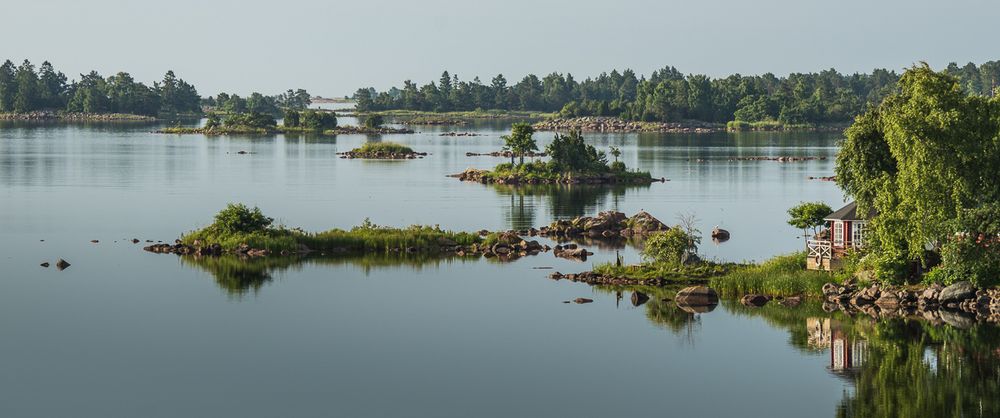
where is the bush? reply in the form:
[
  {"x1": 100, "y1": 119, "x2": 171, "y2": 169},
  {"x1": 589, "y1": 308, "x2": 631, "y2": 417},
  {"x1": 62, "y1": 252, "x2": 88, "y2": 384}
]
[
  {"x1": 300, "y1": 110, "x2": 337, "y2": 130},
  {"x1": 609, "y1": 161, "x2": 626, "y2": 173},
  {"x1": 641, "y1": 228, "x2": 696, "y2": 265},
  {"x1": 352, "y1": 142, "x2": 414, "y2": 154},
  {"x1": 223, "y1": 112, "x2": 276, "y2": 129},
  {"x1": 545, "y1": 130, "x2": 607, "y2": 172},
  {"x1": 364, "y1": 114, "x2": 384, "y2": 128},
  {"x1": 211, "y1": 203, "x2": 274, "y2": 234}
]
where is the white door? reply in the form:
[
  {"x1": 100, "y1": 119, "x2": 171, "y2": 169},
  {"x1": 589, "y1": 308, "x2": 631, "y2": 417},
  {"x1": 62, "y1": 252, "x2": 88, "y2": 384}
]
[{"x1": 833, "y1": 222, "x2": 844, "y2": 246}]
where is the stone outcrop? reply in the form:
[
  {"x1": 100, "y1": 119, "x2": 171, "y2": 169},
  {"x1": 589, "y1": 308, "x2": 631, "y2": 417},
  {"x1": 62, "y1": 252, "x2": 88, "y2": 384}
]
[
  {"x1": 540, "y1": 211, "x2": 669, "y2": 239},
  {"x1": 821, "y1": 280, "x2": 1000, "y2": 325},
  {"x1": 675, "y1": 286, "x2": 720, "y2": 308}
]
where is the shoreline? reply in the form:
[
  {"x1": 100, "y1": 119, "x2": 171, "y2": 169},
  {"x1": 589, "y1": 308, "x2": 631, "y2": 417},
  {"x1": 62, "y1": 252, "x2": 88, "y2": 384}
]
[
  {"x1": 157, "y1": 125, "x2": 414, "y2": 136},
  {"x1": 0, "y1": 111, "x2": 158, "y2": 122}
]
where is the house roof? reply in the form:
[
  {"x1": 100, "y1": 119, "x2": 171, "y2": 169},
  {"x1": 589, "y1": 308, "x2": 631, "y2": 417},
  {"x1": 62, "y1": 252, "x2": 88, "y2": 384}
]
[{"x1": 825, "y1": 201, "x2": 874, "y2": 221}]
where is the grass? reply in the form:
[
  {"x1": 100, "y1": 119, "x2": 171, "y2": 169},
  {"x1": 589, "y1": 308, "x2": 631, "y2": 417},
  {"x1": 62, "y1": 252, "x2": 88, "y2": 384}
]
[
  {"x1": 480, "y1": 161, "x2": 654, "y2": 183},
  {"x1": 710, "y1": 252, "x2": 835, "y2": 297},
  {"x1": 592, "y1": 261, "x2": 732, "y2": 282},
  {"x1": 181, "y1": 215, "x2": 480, "y2": 254},
  {"x1": 350, "y1": 142, "x2": 415, "y2": 155},
  {"x1": 725, "y1": 120, "x2": 842, "y2": 132}
]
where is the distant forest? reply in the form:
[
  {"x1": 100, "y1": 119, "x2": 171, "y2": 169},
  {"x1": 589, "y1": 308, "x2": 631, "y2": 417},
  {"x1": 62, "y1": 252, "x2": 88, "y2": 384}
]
[
  {"x1": 353, "y1": 61, "x2": 1000, "y2": 124},
  {"x1": 0, "y1": 59, "x2": 201, "y2": 116}
]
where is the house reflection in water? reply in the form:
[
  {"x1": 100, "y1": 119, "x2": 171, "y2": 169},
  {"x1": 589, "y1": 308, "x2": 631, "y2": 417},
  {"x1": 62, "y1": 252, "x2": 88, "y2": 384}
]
[{"x1": 807, "y1": 318, "x2": 867, "y2": 378}]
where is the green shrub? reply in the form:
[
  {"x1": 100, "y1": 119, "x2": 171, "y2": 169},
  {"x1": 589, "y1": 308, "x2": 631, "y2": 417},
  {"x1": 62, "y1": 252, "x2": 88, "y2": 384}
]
[
  {"x1": 363, "y1": 114, "x2": 384, "y2": 128},
  {"x1": 352, "y1": 142, "x2": 414, "y2": 154},
  {"x1": 641, "y1": 228, "x2": 696, "y2": 265},
  {"x1": 211, "y1": 203, "x2": 273, "y2": 234}
]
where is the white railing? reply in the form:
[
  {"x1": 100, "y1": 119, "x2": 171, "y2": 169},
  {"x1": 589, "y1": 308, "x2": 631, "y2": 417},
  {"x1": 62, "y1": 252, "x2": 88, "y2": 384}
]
[{"x1": 807, "y1": 240, "x2": 833, "y2": 259}]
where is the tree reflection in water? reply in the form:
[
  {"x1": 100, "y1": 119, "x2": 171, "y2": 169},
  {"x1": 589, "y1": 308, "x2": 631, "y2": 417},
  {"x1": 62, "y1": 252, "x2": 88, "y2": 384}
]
[{"x1": 491, "y1": 183, "x2": 645, "y2": 230}]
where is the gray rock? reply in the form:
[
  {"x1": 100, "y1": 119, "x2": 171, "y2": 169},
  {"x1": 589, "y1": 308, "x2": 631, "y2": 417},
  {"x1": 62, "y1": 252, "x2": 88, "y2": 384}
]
[
  {"x1": 675, "y1": 286, "x2": 719, "y2": 307},
  {"x1": 55, "y1": 259, "x2": 70, "y2": 270},
  {"x1": 939, "y1": 281, "x2": 977, "y2": 303}
]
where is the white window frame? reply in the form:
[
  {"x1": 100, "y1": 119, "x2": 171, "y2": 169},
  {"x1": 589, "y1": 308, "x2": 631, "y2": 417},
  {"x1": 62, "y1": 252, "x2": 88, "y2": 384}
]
[
  {"x1": 833, "y1": 221, "x2": 844, "y2": 246},
  {"x1": 852, "y1": 221, "x2": 866, "y2": 248}
]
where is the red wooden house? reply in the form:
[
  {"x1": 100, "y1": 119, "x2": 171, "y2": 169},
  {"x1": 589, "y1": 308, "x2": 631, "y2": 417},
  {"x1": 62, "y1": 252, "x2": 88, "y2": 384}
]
[{"x1": 807, "y1": 202, "x2": 871, "y2": 271}]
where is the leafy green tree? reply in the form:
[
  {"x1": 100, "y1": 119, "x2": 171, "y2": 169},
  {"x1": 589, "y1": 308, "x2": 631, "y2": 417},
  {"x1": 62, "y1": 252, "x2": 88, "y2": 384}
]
[
  {"x1": 300, "y1": 110, "x2": 337, "y2": 130},
  {"x1": 0, "y1": 60, "x2": 15, "y2": 112},
  {"x1": 66, "y1": 71, "x2": 109, "y2": 113},
  {"x1": 545, "y1": 130, "x2": 607, "y2": 172},
  {"x1": 283, "y1": 109, "x2": 300, "y2": 127},
  {"x1": 836, "y1": 63, "x2": 1000, "y2": 284},
  {"x1": 787, "y1": 202, "x2": 833, "y2": 237},
  {"x1": 13, "y1": 60, "x2": 39, "y2": 112},
  {"x1": 36, "y1": 61, "x2": 67, "y2": 109},
  {"x1": 363, "y1": 114, "x2": 384, "y2": 129},
  {"x1": 501, "y1": 122, "x2": 537, "y2": 165}
]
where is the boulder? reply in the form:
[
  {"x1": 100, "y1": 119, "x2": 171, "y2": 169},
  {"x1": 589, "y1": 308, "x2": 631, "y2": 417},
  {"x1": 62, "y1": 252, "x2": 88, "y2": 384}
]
[
  {"x1": 627, "y1": 211, "x2": 668, "y2": 234},
  {"x1": 740, "y1": 294, "x2": 770, "y2": 307},
  {"x1": 939, "y1": 281, "x2": 977, "y2": 304},
  {"x1": 711, "y1": 227, "x2": 730, "y2": 240},
  {"x1": 675, "y1": 286, "x2": 719, "y2": 307},
  {"x1": 778, "y1": 296, "x2": 802, "y2": 307},
  {"x1": 631, "y1": 291, "x2": 650, "y2": 307},
  {"x1": 573, "y1": 298, "x2": 594, "y2": 304},
  {"x1": 55, "y1": 259, "x2": 71, "y2": 270},
  {"x1": 40, "y1": 262, "x2": 50, "y2": 268}
]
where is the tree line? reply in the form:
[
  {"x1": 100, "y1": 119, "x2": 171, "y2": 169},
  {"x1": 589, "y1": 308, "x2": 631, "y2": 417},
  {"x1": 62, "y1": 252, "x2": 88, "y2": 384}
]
[
  {"x1": 0, "y1": 59, "x2": 201, "y2": 116},
  {"x1": 354, "y1": 61, "x2": 1000, "y2": 125},
  {"x1": 202, "y1": 89, "x2": 312, "y2": 117}
]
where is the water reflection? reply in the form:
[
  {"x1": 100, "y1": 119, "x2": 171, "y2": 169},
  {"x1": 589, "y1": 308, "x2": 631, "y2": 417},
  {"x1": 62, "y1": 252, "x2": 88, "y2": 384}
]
[
  {"x1": 492, "y1": 183, "x2": 643, "y2": 227},
  {"x1": 180, "y1": 254, "x2": 479, "y2": 296},
  {"x1": 727, "y1": 302, "x2": 1000, "y2": 417}
]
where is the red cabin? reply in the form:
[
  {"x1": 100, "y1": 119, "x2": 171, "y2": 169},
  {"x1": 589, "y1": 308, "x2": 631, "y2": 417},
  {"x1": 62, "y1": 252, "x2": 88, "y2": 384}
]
[{"x1": 807, "y1": 202, "x2": 870, "y2": 271}]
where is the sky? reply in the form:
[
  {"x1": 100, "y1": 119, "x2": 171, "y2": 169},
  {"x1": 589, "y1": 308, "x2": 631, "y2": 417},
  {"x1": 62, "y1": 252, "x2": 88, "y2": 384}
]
[{"x1": 2, "y1": 0, "x2": 997, "y2": 97}]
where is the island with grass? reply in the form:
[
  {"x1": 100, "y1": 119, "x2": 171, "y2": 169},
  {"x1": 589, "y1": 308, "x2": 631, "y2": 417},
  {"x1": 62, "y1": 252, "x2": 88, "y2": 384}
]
[
  {"x1": 450, "y1": 124, "x2": 661, "y2": 185},
  {"x1": 158, "y1": 111, "x2": 413, "y2": 136},
  {"x1": 144, "y1": 204, "x2": 553, "y2": 261},
  {"x1": 337, "y1": 142, "x2": 427, "y2": 159}
]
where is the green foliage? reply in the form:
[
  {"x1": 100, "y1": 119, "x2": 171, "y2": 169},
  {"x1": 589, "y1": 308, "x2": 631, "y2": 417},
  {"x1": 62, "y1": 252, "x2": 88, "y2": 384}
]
[
  {"x1": 181, "y1": 205, "x2": 481, "y2": 254},
  {"x1": 710, "y1": 253, "x2": 834, "y2": 297},
  {"x1": 204, "y1": 113, "x2": 221, "y2": 129},
  {"x1": 223, "y1": 112, "x2": 277, "y2": 129},
  {"x1": 932, "y1": 203, "x2": 1000, "y2": 286},
  {"x1": 363, "y1": 114, "x2": 384, "y2": 128},
  {"x1": 545, "y1": 130, "x2": 607, "y2": 172},
  {"x1": 210, "y1": 203, "x2": 274, "y2": 235},
  {"x1": 501, "y1": 122, "x2": 537, "y2": 165},
  {"x1": 298, "y1": 110, "x2": 337, "y2": 130},
  {"x1": 0, "y1": 58, "x2": 203, "y2": 116},
  {"x1": 345, "y1": 61, "x2": 1000, "y2": 124},
  {"x1": 835, "y1": 63, "x2": 1000, "y2": 284},
  {"x1": 641, "y1": 228, "x2": 697, "y2": 265},
  {"x1": 351, "y1": 142, "x2": 414, "y2": 155},
  {"x1": 282, "y1": 109, "x2": 300, "y2": 127},
  {"x1": 786, "y1": 201, "x2": 833, "y2": 235}
]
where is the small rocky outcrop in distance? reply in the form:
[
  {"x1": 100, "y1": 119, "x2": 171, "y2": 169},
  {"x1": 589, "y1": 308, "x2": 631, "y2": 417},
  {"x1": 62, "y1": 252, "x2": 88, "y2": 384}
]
[{"x1": 540, "y1": 210, "x2": 669, "y2": 239}]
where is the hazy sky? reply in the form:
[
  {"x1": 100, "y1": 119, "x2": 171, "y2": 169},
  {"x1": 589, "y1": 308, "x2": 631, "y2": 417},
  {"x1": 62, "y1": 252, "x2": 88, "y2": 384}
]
[{"x1": 2, "y1": 0, "x2": 997, "y2": 96}]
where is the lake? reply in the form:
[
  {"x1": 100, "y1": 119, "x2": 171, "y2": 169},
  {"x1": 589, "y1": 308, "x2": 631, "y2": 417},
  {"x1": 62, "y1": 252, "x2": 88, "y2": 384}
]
[{"x1": 1, "y1": 119, "x2": 995, "y2": 417}]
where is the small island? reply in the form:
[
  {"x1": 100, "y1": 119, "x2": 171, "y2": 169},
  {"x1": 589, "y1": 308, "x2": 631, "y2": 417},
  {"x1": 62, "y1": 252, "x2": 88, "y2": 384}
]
[
  {"x1": 144, "y1": 204, "x2": 552, "y2": 261},
  {"x1": 158, "y1": 111, "x2": 413, "y2": 136},
  {"x1": 338, "y1": 142, "x2": 427, "y2": 159},
  {"x1": 451, "y1": 124, "x2": 660, "y2": 185}
]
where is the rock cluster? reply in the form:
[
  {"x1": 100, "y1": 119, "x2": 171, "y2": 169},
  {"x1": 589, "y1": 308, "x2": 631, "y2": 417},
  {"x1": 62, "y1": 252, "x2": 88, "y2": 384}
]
[
  {"x1": 821, "y1": 280, "x2": 1000, "y2": 327},
  {"x1": 337, "y1": 151, "x2": 427, "y2": 159},
  {"x1": 449, "y1": 168, "x2": 660, "y2": 185},
  {"x1": 541, "y1": 211, "x2": 669, "y2": 238},
  {"x1": 675, "y1": 286, "x2": 720, "y2": 312},
  {"x1": 440, "y1": 132, "x2": 481, "y2": 136},
  {"x1": 533, "y1": 117, "x2": 721, "y2": 133},
  {"x1": 0, "y1": 111, "x2": 156, "y2": 121},
  {"x1": 465, "y1": 151, "x2": 547, "y2": 158},
  {"x1": 547, "y1": 270, "x2": 677, "y2": 287}
]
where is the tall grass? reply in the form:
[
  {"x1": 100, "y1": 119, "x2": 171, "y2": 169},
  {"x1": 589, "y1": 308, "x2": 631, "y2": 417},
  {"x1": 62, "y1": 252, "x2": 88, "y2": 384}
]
[
  {"x1": 710, "y1": 252, "x2": 834, "y2": 297},
  {"x1": 181, "y1": 219, "x2": 480, "y2": 254}
]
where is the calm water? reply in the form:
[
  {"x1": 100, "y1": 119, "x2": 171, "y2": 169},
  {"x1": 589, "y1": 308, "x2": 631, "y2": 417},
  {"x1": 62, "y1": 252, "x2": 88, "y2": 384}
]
[{"x1": 1, "y1": 119, "x2": 996, "y2": 417}]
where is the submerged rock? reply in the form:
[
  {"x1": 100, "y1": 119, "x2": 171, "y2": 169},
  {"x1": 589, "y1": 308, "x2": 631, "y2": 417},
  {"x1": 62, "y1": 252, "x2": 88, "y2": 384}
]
[
  {"x1": 631, "y1": 291, "x2": 650, "y2": 307},
  {"x1": 740, "y1": 294, "x2": 770, "y2": 307},
  {"x1": 55, "y1": 259, "x2": 70, "y2": 270},
  {"x1": 573, "y1": 298, "x2": 594, "y2": 304},
  {"x1": 675, "y1": 286, "x2": 719, "y2": 307}
]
